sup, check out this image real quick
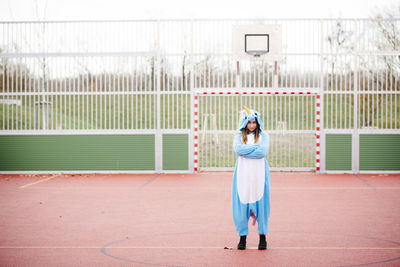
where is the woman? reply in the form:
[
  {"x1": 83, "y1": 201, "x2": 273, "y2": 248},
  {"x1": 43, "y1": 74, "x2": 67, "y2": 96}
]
[{"x1": 232, "y1": 106, "x2": 271, "y2": 250}]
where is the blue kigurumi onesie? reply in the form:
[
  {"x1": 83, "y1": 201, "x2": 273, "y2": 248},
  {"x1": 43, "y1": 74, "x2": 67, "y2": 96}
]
[{"x1": 232, "y1": 107, "x2": 271, "y2": 239}]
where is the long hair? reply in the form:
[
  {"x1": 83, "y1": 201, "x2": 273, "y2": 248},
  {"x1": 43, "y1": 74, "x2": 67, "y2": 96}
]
[{"x1": 241, "y1": 122, "x2": 260, "y2": 144}]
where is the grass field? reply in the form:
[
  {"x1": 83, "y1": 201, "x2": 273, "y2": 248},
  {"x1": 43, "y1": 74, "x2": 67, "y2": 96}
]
[
  {"x1": 1, "y1": 94, "x2": 399, "y2": 130},
  {"x1": 199, "y1": 133, "x2": 315, "y2": 169}
]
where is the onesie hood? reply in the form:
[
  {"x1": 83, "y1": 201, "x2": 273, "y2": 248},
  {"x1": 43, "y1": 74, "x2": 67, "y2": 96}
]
[{"x1": 239, "y1": 106, "x2": 263, "y2": 133}]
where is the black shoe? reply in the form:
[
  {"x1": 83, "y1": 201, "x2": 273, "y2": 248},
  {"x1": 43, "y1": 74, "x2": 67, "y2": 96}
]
[
  {"x1": 258, "y1": 234, "x2": 267, "y2": 250},
  {"x1": 237, "y1": 235, "x2": 246, "y2": 250}
]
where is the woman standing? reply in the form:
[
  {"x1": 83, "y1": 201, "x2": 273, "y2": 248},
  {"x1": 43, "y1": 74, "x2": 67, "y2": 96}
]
[{"x1": 232, "y1": 107, "x2": 271, "y2": 250}]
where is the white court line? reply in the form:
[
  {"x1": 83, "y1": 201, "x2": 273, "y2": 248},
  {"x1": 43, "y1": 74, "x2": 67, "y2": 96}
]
[
  {"x1": 0, "y1": 246, "x2": 399, "y2": 250},
  {"x1": 19, "y1": 174, "x2": 61, "y2": 189},
  {"x1": 273, "y1": 187, "x2": 400, "y2": 190}
]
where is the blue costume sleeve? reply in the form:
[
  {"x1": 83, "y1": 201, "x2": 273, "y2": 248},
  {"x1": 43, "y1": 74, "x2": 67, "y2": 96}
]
[
  {"x1": 233, "y1": 134, "x2": 258, "y2": 156},
  {"x1": 243, "y1": 133, "x2": 269, "y2": 159}
]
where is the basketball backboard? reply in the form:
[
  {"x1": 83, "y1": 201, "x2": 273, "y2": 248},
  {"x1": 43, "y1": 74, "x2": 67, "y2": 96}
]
[{"x1": 233, "y1": 24, "x2": 282, "y2": 61}]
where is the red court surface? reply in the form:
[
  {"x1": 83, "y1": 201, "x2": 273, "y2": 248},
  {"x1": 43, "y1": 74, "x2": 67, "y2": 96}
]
[{"x1": 0, "y1": 172, "x2": 399, "y2": 267}]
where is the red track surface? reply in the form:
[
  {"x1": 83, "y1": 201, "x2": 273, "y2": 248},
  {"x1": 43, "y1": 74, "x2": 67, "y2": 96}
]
[{"x1": 0, "y1": 172, "x2": 399, "y2": 266}]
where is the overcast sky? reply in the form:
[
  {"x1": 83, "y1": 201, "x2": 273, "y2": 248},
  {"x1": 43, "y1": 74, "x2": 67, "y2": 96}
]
[{"x1": 1, "y1": 0, "x2": 399, "y2": 21}]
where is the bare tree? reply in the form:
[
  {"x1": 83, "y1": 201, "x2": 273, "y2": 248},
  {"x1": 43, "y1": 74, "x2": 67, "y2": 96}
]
[
  {"x1": 372, "y1": 4, "x2": 400, "y2": 82},
  {"x1": 326, "y1": 20, "x2": 354, "y2": 75}
]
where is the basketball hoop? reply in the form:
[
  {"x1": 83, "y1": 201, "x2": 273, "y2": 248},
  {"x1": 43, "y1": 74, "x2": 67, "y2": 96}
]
[
  {"x1": 246, "y1": 51, "x2": 268, "y2": 57},
  {"x1": 233, "y1": 24, "x2": 282, "y2": 79}
]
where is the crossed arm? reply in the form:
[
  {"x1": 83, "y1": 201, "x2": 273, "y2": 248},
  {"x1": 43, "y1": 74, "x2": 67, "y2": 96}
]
[{"x1": 233, "y1": 133, "x2": 270, "y2": 159}]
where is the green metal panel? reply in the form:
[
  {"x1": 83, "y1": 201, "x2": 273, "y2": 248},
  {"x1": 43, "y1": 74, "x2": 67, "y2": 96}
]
[
  {"x1": 162, "y1": 134, "x2": 188, "y2": 170},
  {"x1": 360, "y1": 134, "x2": 400, "y2": 171},
  {"x1": 0, "y1": 135, "x2": 155, "y2": 171},
  {"x1": 326, "y1": 134, "x2": 352, "y2": 171}
]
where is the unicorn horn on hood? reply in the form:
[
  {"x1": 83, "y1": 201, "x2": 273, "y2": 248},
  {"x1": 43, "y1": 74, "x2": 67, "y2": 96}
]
[{"x1": 243, "y1": 106, "x2": 251, "y2": 115}]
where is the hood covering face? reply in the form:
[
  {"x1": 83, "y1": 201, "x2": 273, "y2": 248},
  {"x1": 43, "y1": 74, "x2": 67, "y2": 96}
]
[{"x1": 239, "y1": 106, "x2": 263, "y2": 133}]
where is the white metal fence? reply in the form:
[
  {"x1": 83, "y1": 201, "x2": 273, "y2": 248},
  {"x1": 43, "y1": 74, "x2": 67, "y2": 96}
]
[{"x1": 1, "y1": 19, "x2": 399, "y2": 171}]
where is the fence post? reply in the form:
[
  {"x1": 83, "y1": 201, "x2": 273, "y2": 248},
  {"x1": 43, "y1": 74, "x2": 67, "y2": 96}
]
[
  {"x1": 352, "y1": 19, "x2": 359, "y2": 174},
  {"x1": 319, "y1": 19, "x2": 325, "y2": 173},
  {"x1": 155, "y1": 20, "x2": 162, "y2": 173}
]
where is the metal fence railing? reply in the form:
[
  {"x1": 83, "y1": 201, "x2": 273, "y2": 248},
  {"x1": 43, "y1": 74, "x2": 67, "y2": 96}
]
[{"x1": 1, "y1": 19, "x2": 399, "y2": 171}]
